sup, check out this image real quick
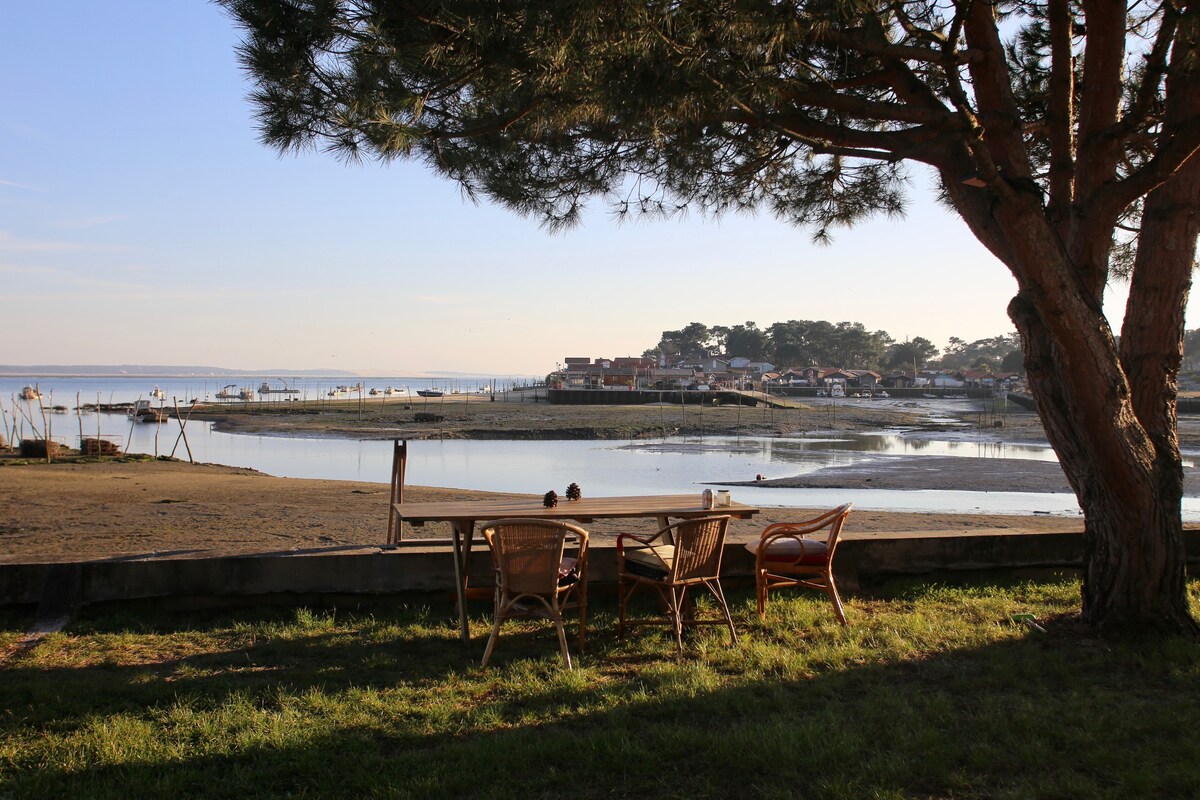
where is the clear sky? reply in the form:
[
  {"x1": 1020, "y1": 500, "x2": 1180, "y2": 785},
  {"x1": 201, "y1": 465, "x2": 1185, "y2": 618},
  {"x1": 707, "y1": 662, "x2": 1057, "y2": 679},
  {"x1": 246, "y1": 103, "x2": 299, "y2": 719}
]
[{"x1": 3, "y1": 2, "x2": 1190, "y2": 376}]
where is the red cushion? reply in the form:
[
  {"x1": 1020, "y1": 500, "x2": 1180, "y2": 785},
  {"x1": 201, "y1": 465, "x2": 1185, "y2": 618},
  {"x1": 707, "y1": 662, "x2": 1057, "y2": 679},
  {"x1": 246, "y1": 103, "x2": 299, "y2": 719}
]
[
  {"x1": 746, "y1": 537, "x2": 830, "y2": 566},
  {"x1": 557, "y1": 556, "x2": 580, "y2": 586}
]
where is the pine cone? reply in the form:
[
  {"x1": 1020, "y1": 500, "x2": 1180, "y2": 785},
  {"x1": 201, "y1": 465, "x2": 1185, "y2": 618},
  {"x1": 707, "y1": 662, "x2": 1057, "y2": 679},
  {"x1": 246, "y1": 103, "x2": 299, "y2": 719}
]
[
  {"x1": 565, "y1": 482, "x2": 581, "y2": 500},
  {"x1": 543, "y1": 490, "x2": 559, "y2": 508}
]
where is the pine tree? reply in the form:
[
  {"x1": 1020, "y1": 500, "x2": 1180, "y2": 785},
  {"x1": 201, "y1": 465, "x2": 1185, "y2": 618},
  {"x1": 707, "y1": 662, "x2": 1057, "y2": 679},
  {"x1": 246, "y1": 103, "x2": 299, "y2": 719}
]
[{"x1": 221, "y1": 0, "x2": 1200, "y2": 633}]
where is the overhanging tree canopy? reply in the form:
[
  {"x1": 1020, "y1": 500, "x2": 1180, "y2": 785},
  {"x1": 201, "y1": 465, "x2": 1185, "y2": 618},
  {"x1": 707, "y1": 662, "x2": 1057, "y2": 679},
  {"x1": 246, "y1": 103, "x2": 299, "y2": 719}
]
[{"x1": 220, "y1": 0, "x2": 1200, "y2": 632}]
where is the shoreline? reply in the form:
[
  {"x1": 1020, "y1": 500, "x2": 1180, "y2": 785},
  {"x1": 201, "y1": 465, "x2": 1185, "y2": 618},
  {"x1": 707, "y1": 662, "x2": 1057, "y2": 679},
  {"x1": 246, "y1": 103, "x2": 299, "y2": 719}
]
[{"x1": 4, "y1": 399, "x2": 1198, "y2": 564}]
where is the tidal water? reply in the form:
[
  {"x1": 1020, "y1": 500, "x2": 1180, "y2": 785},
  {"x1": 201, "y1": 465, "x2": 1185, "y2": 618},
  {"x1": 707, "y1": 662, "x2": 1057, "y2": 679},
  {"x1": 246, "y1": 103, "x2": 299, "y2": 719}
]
[
  {"x1": 0, "y1": 375, "x2": 528, "y2": 407},
  {"x1": 7, "y1": 376, "x2": 1199, "y2": 519}
]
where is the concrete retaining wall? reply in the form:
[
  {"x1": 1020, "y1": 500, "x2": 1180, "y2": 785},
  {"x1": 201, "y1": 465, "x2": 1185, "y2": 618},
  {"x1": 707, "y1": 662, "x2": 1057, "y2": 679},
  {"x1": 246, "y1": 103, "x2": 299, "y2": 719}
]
[{"x1": 6, "y1": 529, "x2": 1198, "y2": 609}]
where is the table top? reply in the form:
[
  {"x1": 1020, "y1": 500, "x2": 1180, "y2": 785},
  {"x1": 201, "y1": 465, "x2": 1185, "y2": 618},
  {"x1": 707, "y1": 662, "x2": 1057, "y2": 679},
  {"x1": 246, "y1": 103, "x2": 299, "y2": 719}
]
[{"x1": 393, "y1": 493, "x2": 759, "y2": 525}]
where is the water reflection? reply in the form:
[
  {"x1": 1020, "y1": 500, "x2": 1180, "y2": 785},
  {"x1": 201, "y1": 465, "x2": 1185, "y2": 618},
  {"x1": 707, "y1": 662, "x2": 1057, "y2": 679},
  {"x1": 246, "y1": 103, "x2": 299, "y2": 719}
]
[{"x1": 621, "y1": 433, "x2": 1064, "y2": 463}]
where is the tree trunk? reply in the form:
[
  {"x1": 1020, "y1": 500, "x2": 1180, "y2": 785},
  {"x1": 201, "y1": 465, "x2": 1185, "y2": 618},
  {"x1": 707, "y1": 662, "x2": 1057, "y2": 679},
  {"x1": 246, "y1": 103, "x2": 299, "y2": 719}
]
[{"x1": 1010, "y1": 279, "x2": 1197, "y2": 634}]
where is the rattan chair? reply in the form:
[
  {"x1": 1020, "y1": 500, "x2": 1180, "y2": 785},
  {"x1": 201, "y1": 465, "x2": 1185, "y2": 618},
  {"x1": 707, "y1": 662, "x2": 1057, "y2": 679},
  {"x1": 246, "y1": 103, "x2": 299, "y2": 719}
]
[
  {"x1": 481, "y1": 519, "x2": 590, "y2": 669},
  {"x1": 616, "y1": 515, "x2": 736, "y2": 655},
  {"x1": 745, "y1": 503, "x2": 853, "y2": 623}
]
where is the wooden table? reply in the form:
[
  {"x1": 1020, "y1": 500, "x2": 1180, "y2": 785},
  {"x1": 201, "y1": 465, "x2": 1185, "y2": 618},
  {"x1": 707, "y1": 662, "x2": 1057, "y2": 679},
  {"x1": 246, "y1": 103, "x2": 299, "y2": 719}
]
[{"x1": 391, "y1": 494, "x2": 760, "y2": 643}]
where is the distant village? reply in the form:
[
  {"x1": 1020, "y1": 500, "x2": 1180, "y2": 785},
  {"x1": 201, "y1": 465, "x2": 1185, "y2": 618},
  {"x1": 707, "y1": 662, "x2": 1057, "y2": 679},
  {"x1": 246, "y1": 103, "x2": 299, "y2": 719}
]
[{"x1": 550, "y1": 355, "x2": 1023, "y2": 394}]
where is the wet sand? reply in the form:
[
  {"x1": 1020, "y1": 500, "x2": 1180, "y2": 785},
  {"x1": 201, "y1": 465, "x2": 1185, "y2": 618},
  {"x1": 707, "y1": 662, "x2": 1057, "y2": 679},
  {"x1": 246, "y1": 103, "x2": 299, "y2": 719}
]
[{"x1": 731, "y1": 455, "x2": 1200, "y2": 495}]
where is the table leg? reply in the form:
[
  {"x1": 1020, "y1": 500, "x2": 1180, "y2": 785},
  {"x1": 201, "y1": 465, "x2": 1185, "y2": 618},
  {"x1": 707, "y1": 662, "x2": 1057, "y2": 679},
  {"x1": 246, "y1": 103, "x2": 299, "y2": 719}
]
[
  {"x1": 657, "y1": 516, "x2": 673, "y2": 545},
  {"x1": 451, "y1": 521, "x2": 475, "y2": 644}
]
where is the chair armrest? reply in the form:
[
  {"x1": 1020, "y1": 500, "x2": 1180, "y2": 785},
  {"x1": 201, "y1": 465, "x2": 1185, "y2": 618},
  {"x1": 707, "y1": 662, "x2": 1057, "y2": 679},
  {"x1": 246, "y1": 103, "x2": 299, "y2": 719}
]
[{"x1": 616, "y1": 532, "x2": 653, "y2": 554}]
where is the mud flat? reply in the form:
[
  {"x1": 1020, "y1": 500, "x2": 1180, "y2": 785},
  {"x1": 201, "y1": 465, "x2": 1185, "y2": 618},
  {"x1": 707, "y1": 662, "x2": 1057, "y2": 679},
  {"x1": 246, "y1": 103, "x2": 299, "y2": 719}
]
[{"x1": 733, "y1": 455, "x2": 1200, "y2": 495}]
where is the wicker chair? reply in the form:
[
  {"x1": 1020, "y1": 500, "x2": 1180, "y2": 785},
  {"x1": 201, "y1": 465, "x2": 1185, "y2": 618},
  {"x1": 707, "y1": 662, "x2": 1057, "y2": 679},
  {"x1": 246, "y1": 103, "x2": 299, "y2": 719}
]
[
  {"x1": 745, "y1": 503, "x2": 853, "y2": 623},
  {"x1": 616, "y1": 515, "x2": 736, "y2": 655},
  {"x1": 481, "y1": 519, "x2": 590, "y2": 669}
]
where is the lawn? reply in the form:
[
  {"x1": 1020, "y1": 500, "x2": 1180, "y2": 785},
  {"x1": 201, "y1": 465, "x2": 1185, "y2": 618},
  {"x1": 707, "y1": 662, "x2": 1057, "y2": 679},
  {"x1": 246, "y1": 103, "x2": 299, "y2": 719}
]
[{"x1": 2, "y1": 578, "x2": 1198, "y2": 799}]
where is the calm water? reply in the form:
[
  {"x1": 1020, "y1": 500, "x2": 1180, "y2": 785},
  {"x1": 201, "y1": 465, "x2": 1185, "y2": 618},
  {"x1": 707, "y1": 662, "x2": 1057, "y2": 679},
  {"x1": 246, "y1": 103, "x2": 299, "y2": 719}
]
[
  {"x1": 7, "y1": 377, "x2": 1199, "y2": 519},
  {"x1": 0, "y1": 375, "x2": 531, "y2": 407}
]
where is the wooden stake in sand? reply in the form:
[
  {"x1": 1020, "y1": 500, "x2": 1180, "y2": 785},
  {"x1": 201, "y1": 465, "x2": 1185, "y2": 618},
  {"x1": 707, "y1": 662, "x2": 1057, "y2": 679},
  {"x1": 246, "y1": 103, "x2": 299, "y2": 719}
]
[
  {"x1": 170, "y1": 397, "x2": 195, "y2": 463},
  {"x1": 126, "y1": 397, "x2": 139, "y2": 455},
  {"x1": 38, "y1": 389, "x2": 52, "y2": 463}
]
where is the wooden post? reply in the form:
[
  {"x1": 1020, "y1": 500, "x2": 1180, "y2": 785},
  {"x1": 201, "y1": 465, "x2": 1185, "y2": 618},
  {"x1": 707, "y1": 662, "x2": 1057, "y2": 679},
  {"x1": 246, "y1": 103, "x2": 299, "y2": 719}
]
[
  {"x1": 387, "y1": 439, "x2": 408, "y2": 544},
  {"x1": 39, "y1": 391, "x2": 52, "y2": 463},
  {"x1": 170, "y1": 398, "x2": 195, "y2": 463}
]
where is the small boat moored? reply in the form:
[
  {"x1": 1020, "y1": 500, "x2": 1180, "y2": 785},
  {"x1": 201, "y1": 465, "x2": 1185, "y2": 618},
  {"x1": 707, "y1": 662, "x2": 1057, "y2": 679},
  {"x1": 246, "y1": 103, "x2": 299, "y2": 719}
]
[{"x1": 259, "y1": 380, "x2": 300, "y2": 395}]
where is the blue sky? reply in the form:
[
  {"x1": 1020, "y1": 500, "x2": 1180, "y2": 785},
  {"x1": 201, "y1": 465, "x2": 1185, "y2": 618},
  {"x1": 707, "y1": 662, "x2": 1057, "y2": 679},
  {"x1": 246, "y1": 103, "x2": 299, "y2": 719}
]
[{"x1": 2, "y1": 2, "x2": 1184, "y2": 376}]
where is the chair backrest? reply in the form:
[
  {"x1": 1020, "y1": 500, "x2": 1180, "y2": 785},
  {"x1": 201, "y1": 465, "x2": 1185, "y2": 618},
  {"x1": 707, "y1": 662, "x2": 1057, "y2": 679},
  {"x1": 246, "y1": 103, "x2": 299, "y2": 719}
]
[
  {"x1": 390, "y1": 439, "x2": 407, "y2": 506},
  {"x1": 760, "y1": 503, "x2": 853, "y2": 565},
  {"x1": 482, "y1": 519, "x2": 588, "y2": 595},
  {"x1": 668, "y1": 515, "x2": 731, "y2": 582}
]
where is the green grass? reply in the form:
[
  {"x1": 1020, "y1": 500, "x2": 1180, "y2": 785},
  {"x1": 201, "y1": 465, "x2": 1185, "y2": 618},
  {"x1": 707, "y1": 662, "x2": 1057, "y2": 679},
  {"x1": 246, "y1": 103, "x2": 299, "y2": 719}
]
[{"x1": 2, "y1": 579, "x2": 1199, "y2": 799}]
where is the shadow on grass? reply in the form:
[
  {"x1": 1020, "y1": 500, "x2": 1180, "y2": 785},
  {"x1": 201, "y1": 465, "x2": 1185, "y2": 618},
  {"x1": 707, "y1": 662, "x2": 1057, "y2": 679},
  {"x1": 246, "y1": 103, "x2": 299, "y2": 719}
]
[{"x1": 2, "y1": 588, "x2": 1199, "y2": 799}]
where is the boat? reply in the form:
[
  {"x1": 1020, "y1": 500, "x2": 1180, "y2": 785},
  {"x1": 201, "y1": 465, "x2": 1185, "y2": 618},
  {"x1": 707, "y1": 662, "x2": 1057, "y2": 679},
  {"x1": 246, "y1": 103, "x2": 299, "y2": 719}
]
[
  {"x1": 19, "y1": 385, "x2": 40, "y2": 401},
  {"x1": 128, "y1": 400, "x2": 165, "y2": 422},
  {"x1": 259, "y1": 381, "x2": 300, "y2": 395},
  {"x1": 214, "y1": 384, "x2": 254, "y2": 400},
  {"x1": 417, "y1": 389, "x2": 444, "y2": 398},
  {"x1": 150, "y1": 386, "x2": 166, "y2": 400},
  {"x1": 327, "y1": 383, "x2": 364, "y2": 397},
  {"x1": 383, "y1": 387, "x2": 408, "y2": 396},
  {"x1": 829, "y1": 384, "x2": 845, "y2": 398}
]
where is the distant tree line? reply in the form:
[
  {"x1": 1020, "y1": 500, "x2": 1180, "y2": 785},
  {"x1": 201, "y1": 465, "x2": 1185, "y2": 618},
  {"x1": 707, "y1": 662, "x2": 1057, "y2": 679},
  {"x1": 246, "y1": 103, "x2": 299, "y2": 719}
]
[
  {"x1": 1184, "y1": 330, "x2": 1200, "y2": 372},
  {"x1": 645, "y1": 321, "x2": 1025, "y2": 373}
]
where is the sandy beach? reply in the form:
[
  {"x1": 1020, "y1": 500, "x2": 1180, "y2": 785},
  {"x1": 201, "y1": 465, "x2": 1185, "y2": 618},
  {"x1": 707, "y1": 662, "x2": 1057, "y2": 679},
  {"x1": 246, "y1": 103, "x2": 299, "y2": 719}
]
[
  {"x1": 3, "y1": 395, "x2": 1197, "y2": 564},
  {"x1": 0, "y1": 460, "x2": 1089, "y2": 565}
]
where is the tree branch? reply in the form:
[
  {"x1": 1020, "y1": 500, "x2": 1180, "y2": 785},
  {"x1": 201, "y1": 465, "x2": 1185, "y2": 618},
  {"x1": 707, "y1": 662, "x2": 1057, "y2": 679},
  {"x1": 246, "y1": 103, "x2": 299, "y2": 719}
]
[
  {"x1": 962, "y1": 0, "x2": 1032, "y2": 176},
  {"x1": 1045, "y1": 0, "x2": 1075, "y2": 227}
]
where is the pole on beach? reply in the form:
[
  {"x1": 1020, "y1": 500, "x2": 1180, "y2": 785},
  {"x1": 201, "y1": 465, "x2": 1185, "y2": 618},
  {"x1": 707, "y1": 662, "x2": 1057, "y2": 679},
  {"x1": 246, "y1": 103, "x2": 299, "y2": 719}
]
[
  {"x1": 153, "y1": 398, "x2": 163, "y2": 459},
  {"x1": 126, "y1": 397, "x2": 139, "y2": 457},
  {"x1": 0, "y1": 399, "x2": 12, "y2": 452},
  {"x1": 170, "y1": 397, "x2": 195, "y2": 463},
  {"x1": 39, "y1": 391, "x2": 53, "y2": 463}
]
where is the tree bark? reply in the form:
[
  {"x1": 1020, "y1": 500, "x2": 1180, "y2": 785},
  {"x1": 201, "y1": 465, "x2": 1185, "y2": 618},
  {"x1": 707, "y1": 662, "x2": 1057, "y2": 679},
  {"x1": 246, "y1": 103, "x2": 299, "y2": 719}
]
[{"x1": 1000, "y1": 191, "x2": 1199, "y2": 632}]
